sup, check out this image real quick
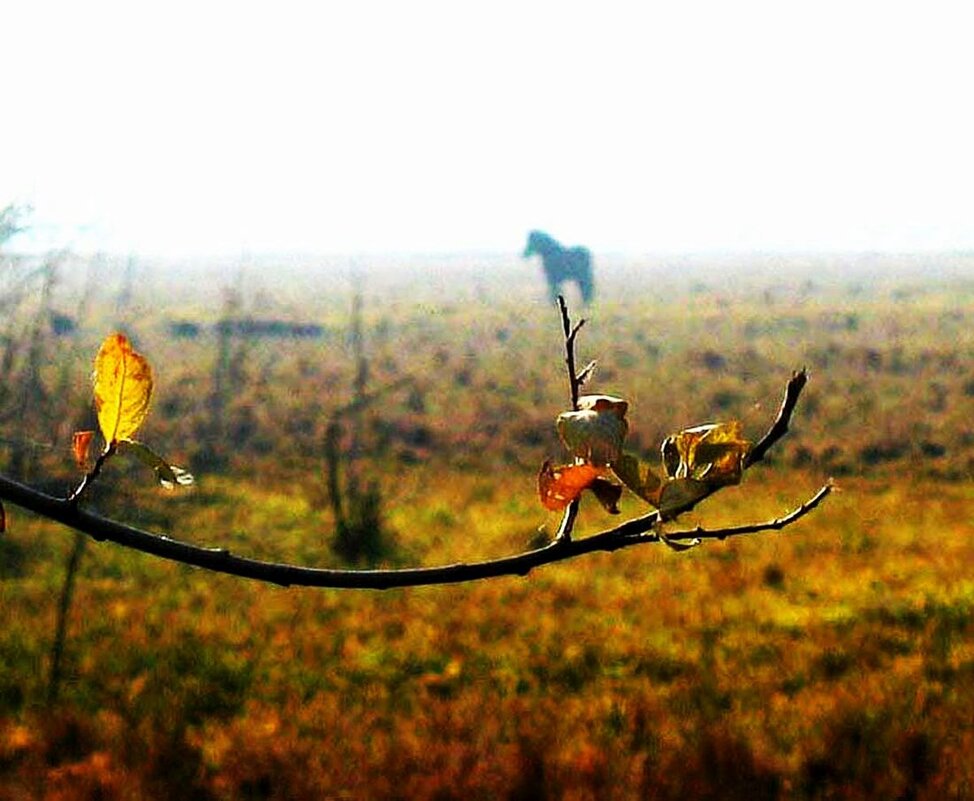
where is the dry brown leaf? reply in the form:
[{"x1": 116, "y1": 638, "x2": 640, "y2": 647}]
[
  {"x1": 72, "y1": 430, "x2": 94, "y2": 470},
  {"x1": 611, "y1": 451, "x2": 663, "y2": 508},
  {"x1": 661, "y1": 421, "x2": 750, "y2": 486},
  {"x1": 588, "y1": 477, "x2": 623, "y2": 514},
  {"x1": 556, "y1": 395, "x2": 629, "y2": 465}
]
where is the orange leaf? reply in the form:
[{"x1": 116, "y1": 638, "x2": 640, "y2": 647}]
[
  {"x1": 93, "y1": 333, "x2": 153, "y2": 445},
  {"x1": 538, "y1": 461, "x2": 600, "y2": 511},
  {"x1": 72, "y1": 430, "x2": 94, "y2": 469}
]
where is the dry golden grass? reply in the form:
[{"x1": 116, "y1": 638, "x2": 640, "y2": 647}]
[{"x1": 1, "y1": 255, "x2": 972, "y2": 798}]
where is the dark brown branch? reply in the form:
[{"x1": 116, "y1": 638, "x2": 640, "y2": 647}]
[
  {"x1": 661, "y1": 481, "x2": 832, "y2": 543},
  {"x1": 0, "y1": 306, "x2": 823, "y2": 590},
  {"x1": 746, "y1": 369, "x2": 807, "y2": 468},
  {"x1": 648, "y1": 367, "x2": 811, "y2": 524},
  {"x1": 555, "y1": 295, "x2": 586, "y2": 542},
  {"x1": 558, "y1": 295, "x2": 585, "y2": 411},
  {"x1": 0, "y1": 470, "x2": 829, "y2": 590}
]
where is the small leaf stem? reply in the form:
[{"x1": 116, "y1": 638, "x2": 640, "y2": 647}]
[{"x1": 67, "y1": 442, "x2": 117, "y2": 505}]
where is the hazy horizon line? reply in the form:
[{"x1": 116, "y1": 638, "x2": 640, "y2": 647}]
[{"x1": 7, "y1": 244, "x2": 974, "y2": 263}]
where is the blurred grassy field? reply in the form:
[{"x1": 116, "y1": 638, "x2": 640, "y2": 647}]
[{"x1": 1, "y1": 253, "x2": 972, "y2": 799}]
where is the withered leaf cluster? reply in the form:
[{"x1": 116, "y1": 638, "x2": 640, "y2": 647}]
[{"x1": 540, "y1": 395, "x2": 750, "y2": 519}]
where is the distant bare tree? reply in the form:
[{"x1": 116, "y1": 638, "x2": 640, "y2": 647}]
[{"x1": 0, "y1": 203, "x2": 33, "y2": 245}]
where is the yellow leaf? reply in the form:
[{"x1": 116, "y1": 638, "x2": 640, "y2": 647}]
[{"x1": 93, "y1": 333, "x2": 153, "y2": 445}]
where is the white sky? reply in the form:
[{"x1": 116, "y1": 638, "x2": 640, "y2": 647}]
[{"x1": 2, "y1": 1, "x2": 973, "y2": 257}]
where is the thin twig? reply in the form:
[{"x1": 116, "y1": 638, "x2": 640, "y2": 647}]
[
  {"x1": 555, "y1": 295, "x2": 586, "y2": 542},
  {"x1": 654, "y1": 368, "x2": 811, "y2": 522},
  {"x1": 554, "y1": 500, "x2": 579, "y2": 543},
  {"x1": 558, "y1": 295, "x2": 585, "y2": 411},
  {"x1": 746, "y1": 369, "x2": 807, "y2": 468},
  {"x1": 654, "y1": 481, "x2": 832, "y2": 543},
  {"x1": 67, "y1": 443, "x2": 117, "y2": 505}
]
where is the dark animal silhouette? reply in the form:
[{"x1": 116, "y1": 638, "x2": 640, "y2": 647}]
[{"x1": 523, "y1": 230, "x2": 595, "y2": 304}]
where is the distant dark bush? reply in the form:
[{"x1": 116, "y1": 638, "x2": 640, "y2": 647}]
[
  {"x1": 49, "y1": 313, "x2": 77, "y2": 336},
  {"x1": 919, "y1": 441, "x2": 946, "y2": 458},
  {"x1": 216, "y1": 319, "x2": 324, "y2": 339},
  {"x1": 0, "y1": 536, "x2": 29, "y2": 578},
  {"x1": 697, "y1": 350, "x2": 727, "y2": 372},
  {"x1": 710, "y1": 389, "x2": 742, "y2": 411},
  {"x1": 790, "y1": 446, "x2": 814, "y2": 469},
  {"x1": 860, "y1": 442, "x2": 908, "y2": 466},
  {"x1": 331, "y1": 476, "x2": 395, "y2": 566},
  {"x1": 762, "y1": 563, "x2": 785, "y2": 589},
  {"x1": 168, "y1": 320, "x2": 201, "y2": 338}
]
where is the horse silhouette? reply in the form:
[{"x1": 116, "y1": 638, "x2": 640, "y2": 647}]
[{"x1": 523, "y1": 230, "x2": 595, "y2": 304}]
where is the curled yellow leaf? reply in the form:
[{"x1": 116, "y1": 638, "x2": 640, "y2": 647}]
[
  {"x1": 94, "y1": 333, "x2": 153, "y2": 445},
  {"x1": 660, "y1": 421, "x2": 750, "y2": 487}
]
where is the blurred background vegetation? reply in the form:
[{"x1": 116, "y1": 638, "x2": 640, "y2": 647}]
[{"x1": 1, "y1": 227, "x2": 973, "y2": 798}]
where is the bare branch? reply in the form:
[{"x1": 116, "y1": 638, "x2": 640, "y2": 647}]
[
  {"x1": 0, "y1": 471, "x2": 830, "y2": 589},
  {"x1": 746, "y1": 369, "x2": 808, "y2": 468},
  {"x1": 557, "y1": 295, "x2": 585, "y2": 411},
  {"x1": 0, "y1": 302, "x2": 828, "y2": 590},
  {"x1": 575, "y1": 360, "x2": 597, "y2": 387},
  {"x1": 656, "y1": 482, "x2": 832, "y2": 543},
  {"x1": 555, "y1": 295, "x2": 586, "y2": 542}
]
